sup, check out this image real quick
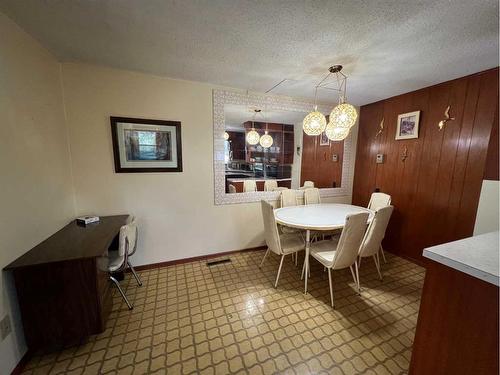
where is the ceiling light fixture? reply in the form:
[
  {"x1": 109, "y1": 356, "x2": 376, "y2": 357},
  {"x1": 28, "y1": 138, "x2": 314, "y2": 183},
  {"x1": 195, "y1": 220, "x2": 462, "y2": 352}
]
[
  {"x1": 259, "y1": 122, "x2": 273, "y2": 148},
  {"x1": 246, "y1": 109, "x2": 261, "y2": 145},
  {"x1": 224, "y1": 131, "x2": 229, "y2": 140}
]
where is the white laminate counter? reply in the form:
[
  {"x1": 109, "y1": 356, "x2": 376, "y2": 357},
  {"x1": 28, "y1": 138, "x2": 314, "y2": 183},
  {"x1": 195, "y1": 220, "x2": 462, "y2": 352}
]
[{"x1": 423, "y1": 231, "x2": 500, "y2": 286}]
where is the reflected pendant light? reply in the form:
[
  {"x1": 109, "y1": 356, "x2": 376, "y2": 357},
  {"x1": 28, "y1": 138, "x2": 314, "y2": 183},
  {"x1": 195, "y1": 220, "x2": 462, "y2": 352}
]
[
  {"x1": 303, "y1": 106, "x2": 327, "y2": 136},
  {"x1": 259, "y1": 123, "x2": 273, "y2": 148},
  {"x1": 246, "y1": 109, "x2": 261, "y2": 145},
  {"x1": 224, "y1": 131, "x2": 229, "y2": 140},
  {"x1": 325, "y1": 121, "x2": 350, "y2": 141}
]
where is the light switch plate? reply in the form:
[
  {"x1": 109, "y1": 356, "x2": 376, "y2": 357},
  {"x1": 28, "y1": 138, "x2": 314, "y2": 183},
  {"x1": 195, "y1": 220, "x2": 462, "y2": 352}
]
[
  {"x1": 376, "y1": 154, "x2": 385, "y2": 164},
  {"x1": 0, "y1": 315, "x2": 11, "y2": 340}
]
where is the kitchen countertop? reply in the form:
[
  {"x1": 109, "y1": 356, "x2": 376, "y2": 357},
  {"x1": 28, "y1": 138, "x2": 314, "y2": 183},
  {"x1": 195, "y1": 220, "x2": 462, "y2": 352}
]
[{"x1": 423, "y1": 231, "x2": 499, "y2": 286}]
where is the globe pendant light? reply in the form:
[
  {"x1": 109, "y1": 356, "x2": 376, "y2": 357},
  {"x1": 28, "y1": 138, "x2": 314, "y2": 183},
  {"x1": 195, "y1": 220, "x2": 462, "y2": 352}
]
[
  {"x1": 329, "y1": 101, "x2": 358, "y2": 129},
  {"x1": 246, "y1": 109, "x2": 261, "y2": 145},
  {"x1": 224, "y1": 131, "x2": 229, "y2": 140},
  {"x1": 259, "y1": 123, "x2": 273, "y2": 148},
  {"x1": 246, "y1": 128, "x2": 260, "y2": 145},
  {"x1": 303, "y1": 105, "x2": 327, "y2": 136},
  {"x1": 325, "y1": 121, "x2": 350, "y2": 141}
]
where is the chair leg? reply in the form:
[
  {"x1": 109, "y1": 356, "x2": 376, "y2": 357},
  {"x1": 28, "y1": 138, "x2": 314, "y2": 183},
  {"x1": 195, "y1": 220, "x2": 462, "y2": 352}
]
[
  {"x1": 373, "y1": 254, "x2": 383, "y2": 281},
  {"x1": 349, "y1": 265, "x2": 357, "y2": 286},
  {"x1": 301, "y1": 257, "x2": 305, "y2": 280},
  {"x1": 295, "y1": 252, "x2": 298, "y2": 267},
  {"x1": 380, "y1": 245, "x2": 387, "y2": 263},
  {"x1": 110, "y1": 275, "x2": 133, "y2": 310},
  {"x1": 127, "y1": 260, "x2": 142, "y2": 286},
  {"x1": 274, "y1": 254, "x2": 285, "y2": 288},
  {"x1": 354, "y1": 260, "x2": 361, "y2": 294},
  {"x1": 259, "y1": 248, "x2": 270, "y2": 268},
  {"x1": 327, "y1": 268, "x2": 334, "y2": 308}
]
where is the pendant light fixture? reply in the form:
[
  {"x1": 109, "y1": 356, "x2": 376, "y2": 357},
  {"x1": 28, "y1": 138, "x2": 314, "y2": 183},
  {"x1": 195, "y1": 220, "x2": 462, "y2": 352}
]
[
  {"x1": 224, "y1": 131, "x2": 229, "y2": 140},
  {"x1": 259, "y1": 122, "x2": 273, "y2": 148},
  {"x1": 246, "y1": 109, "x2": 261, "y2": 145},
  {"x1": 306, "y1": 65, "x2": 358, "y2": 141},
  {"x1": 303, "y1": 82, "x2": 327, "y2": 136}
]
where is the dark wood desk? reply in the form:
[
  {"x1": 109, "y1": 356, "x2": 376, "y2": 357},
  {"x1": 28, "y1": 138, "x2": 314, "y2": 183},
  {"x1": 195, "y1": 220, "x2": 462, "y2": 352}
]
[{"x1": 4, "y1": 215, "x2": 128, "y2": 349}]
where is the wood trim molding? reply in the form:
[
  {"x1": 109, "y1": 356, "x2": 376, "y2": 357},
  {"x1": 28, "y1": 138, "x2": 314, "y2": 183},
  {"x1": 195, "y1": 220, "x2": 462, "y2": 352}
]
[{"x1": 131, "y1": 245, "x2": 267, "y2": 271}]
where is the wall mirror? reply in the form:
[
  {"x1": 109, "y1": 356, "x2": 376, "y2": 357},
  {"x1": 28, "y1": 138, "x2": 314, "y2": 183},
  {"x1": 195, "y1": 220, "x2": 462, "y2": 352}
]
[{"x1": 213, "y1": 89, "x2": 354, "y2": 205}]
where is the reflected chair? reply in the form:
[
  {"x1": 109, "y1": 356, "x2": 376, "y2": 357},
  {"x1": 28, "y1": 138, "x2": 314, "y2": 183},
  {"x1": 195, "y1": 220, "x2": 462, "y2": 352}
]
[
  {"x1": 264, "y1": 180, "x2": 278, "y2": 191},
  {"x1": 228, "y1": 184, "x2": 237, "y2": 193},
  {"x1": 259, "y1": 200, "x2": 305, "y2": 288},
  {"x1": 304, "y1": 188, "x2": 321, "y2": 205},
  {"x1": 357, "y1": 206, "x2": 394, "y2": 288},
  {"x1": 243, "y1": 180, "x2": 257, "y2": 192},
  {"x1": 299, "y1": 181, "x2": 315, "y2": 190},
  {"x1": 308, "y1": 212, "x2": 369, "y2": 308},
  {"x1": 367, "y1": 192, "x2": 392, "y2": 262},
  {"x1": 272, "y1": 186, "x2": 288, "y2": 191}
]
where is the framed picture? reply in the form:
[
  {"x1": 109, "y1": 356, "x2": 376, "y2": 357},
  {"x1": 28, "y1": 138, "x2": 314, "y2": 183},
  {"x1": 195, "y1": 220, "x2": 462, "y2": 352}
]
[
  {"x1": 110, "y1": 116, "x2": 182, "y2": 173},
  {"x1": 396, "y1": 111, "x2": 420, "y2": 140},
  {"x1": 320, "y1": 131, "x2": 330, "y2": 146}
]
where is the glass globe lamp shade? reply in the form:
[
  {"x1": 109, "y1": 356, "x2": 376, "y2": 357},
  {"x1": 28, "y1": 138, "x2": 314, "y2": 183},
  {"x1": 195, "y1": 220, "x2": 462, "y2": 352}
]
[
  {"x1": 246, "y1": 129, "x2": 260, "y2": 145},
  {"x1": 259, "y1": 131, "x2": 273, "y2": 148},
  {"x1": 224, "y1": 131, "x2": 229, "y2": 140},
  {"x1": 303, "y1": 110, "x2": 327, "y2": 136},
  {"x1": 329, "y1": 103, "x2": 358, "y2": 129},
  {"x1": 325, "y1": 122, "x2": 350, "y2": 141}
]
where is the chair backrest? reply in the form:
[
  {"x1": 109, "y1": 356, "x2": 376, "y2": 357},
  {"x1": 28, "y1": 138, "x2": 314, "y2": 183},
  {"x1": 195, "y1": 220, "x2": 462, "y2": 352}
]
[
  {"x1": 264, "y1": 180, "x2": 278, "y2": 191},
  {"x1": 359, "y1": 206, "x2": 394, "y2": 258},
  {"x1": 228, "y1": 184, "x2": 237, "y2": 193},
  {"x1": 280, "y1": 189, "x2": 298, "y2": 207},
  {"x1": 272, "y1": 186, "x2": 288, "y2": 192},
  {"x1": 304, "y1": 188, "x2": 321, "y2": 205},
  {"x1": 303, "y1": 181, "x2": 314, "y2": 188},
  {"x1": 260, "y1": 200, "x2": 282, "y2": 255},
  {"x1": 243, "y1": 180, "x2": 257, "y2": 192},
  {"x1": 118, "y1": 223, "x2": 137, "y2": 258},
  {"x1": 332, "y1": 212, "x2": 369, "y2": 269},
  {"x1": 368, "y1": 192, "x2": 391, "y2": 211}
]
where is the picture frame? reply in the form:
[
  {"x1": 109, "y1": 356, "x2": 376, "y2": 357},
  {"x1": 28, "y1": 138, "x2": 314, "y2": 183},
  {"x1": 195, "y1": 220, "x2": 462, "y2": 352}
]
[
  {"x1": 110, "y1": 116, "x2": 182, "y2": 173},
  {"x1": 395, "y1": 111, "x2": 420, "y2": 140},
  {"x1": 319, "y1": 131, "x2": 330, "y2": 146}
]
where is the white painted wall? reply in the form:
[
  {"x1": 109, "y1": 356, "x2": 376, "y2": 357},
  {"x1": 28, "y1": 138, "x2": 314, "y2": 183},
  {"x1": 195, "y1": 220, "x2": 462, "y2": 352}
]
[
  {"x1": 0, "y1": 13, "x2": 76, "y2": 374},
  {"x1": 61, "y1": 63, "x2": 356, "y2": 267},
  {"x1": 474, "y1": 180, "x2": 500, "y2": 235}
]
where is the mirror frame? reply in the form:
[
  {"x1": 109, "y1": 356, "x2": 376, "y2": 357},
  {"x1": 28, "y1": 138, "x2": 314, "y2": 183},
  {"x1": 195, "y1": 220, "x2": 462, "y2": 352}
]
[{"x1": 213, "y1": 89, "x2": 354, "y2": 205}]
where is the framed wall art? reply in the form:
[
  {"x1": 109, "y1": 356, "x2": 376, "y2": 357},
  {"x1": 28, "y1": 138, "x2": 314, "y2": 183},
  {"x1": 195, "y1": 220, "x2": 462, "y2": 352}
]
[
  {"x1": 110, "y1": 116, "x2": 182, "y2": 172},
  {"x1": 395, "y1": 111, "x2": 420, "y2": 140}
]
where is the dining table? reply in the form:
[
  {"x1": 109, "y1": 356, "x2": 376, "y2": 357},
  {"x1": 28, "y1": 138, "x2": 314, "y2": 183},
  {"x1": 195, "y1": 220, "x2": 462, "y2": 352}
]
[{"x1": 274, "y1": 203, "x2": 374, "y2": 294}]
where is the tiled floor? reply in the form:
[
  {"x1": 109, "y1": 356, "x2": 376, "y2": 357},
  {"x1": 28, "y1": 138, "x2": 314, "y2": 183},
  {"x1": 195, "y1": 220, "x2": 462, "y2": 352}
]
[{"x1": 22, "y1": 250, "x2": 425, "y2": 374}]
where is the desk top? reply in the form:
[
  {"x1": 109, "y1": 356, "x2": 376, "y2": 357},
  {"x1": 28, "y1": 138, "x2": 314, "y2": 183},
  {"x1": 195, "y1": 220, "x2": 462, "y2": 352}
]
[
  {"x1": 4, "y1": 215, "x2": 129, "y2": 269},
  {"x1": 423, "y1": 231, "x2": 499, "y2": 286}
]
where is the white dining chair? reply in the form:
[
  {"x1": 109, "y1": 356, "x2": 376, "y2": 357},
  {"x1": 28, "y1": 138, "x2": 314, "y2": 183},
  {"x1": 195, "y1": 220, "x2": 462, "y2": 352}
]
[
  {"x1": 357, "y1": 206, "x2": 394, "y2": 288},
  {"x1": 259, "y1": 200, "x2": 305, "y2": 288},
  {"x1": 299, "y1": 180, "x2": 315, "y2": 190},
  {"x1": 308, "y1": 212, "x2": 369, "y2": 308},
  {"x1": 367, "y1": 192, "x2": 392, "y2": 262},
  {"x1": 228, "y1": 184, "x2": 237, "y2": 193},
  {"x1": 124, "y1": 216, "x2": 142, "y2": 287},
  {"x1": 279, "y1": 189, "x2": 303, "y2": 264},
  {"x1": 304, "y1": 188, "x2": 321, "y2": 205},
  {"x1": 264, "y1": 180, "x2": 278, "y2": 191},
  {"x1": 108, "y1": 223, "x2": 138, "y2": 310},
  {"x1": 243, "y1": 180, "x2": 257, "y2": 192},
  {"x1": 272, "y1": 186, "x2": 288, "y2": 192}
]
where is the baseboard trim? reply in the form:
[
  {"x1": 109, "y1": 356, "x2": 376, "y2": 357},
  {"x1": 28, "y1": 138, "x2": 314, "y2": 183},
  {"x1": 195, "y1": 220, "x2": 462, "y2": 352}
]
[
  {"x1": 11, "y1": 349, "x2": 31, "y2": 375},
  {"x1": 131, "y1": 245, "x2": 267, "y2": 271}
]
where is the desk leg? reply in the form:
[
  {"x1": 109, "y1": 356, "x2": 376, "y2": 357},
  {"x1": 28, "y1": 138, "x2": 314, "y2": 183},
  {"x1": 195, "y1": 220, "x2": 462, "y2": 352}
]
[{"x1": 304, "y1": 229, "x2": 310, "y2": 294}]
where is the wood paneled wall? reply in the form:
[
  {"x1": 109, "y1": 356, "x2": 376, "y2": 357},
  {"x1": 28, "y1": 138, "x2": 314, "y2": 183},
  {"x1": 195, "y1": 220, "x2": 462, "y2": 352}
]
[{"x1": 352, "y1": 68, "x2": 499, "y2": 264}]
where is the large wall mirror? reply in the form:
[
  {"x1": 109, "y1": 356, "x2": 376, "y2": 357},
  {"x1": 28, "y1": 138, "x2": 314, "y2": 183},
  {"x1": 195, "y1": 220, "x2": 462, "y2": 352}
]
[{"x1": 213, "y1": 89, "x2": 354, "y2": 205}]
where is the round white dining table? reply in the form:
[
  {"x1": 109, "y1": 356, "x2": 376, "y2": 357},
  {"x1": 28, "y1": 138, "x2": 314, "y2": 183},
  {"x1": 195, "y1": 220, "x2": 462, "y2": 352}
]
[{"x1": 274, "y1": 203, "x2": 374, "y2": 294}]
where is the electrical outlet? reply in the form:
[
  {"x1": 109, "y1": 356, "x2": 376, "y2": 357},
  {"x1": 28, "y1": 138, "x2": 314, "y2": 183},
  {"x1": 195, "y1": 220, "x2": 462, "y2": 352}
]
[{"x1": 0, "y1": 315, "x2": 11, "y2": 340}]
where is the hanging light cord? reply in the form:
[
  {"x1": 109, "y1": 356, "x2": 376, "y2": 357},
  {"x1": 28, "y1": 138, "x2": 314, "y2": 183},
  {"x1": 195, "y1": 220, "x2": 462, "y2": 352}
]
[{"x1": 314, "y1": 68, "x2": 348, "y2": 105}]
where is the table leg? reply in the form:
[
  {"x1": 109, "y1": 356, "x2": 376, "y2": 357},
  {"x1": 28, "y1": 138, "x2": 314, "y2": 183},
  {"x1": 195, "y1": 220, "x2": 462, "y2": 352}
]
[{"x1": 304, "y1": 229, "x2": 310, "y2": 294}]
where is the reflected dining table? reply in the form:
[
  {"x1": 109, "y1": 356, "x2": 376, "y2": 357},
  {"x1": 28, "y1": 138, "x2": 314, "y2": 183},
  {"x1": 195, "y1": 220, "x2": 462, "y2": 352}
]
[{"x1": 274, "y1": 203, "x2": 374, "y2": 294}]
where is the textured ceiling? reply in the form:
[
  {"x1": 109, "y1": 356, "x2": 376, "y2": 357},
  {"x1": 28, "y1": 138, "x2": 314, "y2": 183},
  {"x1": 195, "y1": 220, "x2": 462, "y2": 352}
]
[{"x1": 1, "y1": 0, "x2": 498, "y2": 105}]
